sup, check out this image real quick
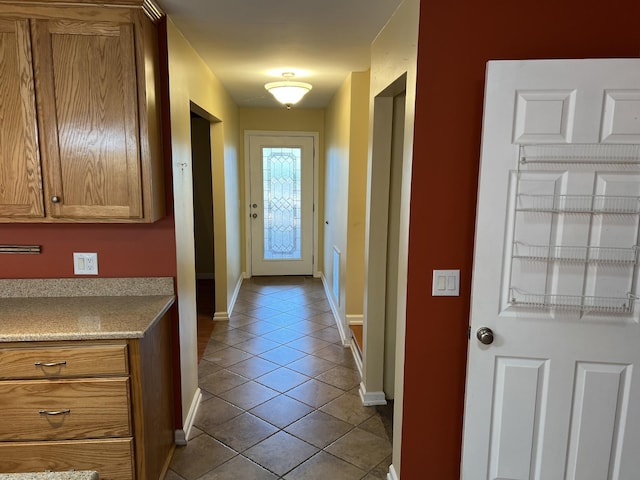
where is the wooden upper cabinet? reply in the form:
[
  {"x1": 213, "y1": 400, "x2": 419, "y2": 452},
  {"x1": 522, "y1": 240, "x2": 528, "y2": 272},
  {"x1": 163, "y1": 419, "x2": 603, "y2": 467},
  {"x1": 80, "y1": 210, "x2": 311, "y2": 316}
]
[
  {"x1": 33, "y1": 19, "x2": 144, "y2": 219},
  {"x1": 0, "y1": 17, "x2": 44, "y2": 218},
  {"x1": 0, "y1": 2, "x2": 165, "y2": 223}
]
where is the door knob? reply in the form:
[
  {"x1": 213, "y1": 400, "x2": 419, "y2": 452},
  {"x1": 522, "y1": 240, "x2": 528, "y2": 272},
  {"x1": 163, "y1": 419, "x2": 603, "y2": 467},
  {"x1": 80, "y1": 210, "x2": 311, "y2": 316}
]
[
  {"x1": 51, "y1": 195, "x2": 61, "y2": 204},
  {"x1": 476, "y1": 327, "x2": 494, "y2": 345},
  {"x1": 252, "y1": 213, "x2": 258, "y2": 219}
]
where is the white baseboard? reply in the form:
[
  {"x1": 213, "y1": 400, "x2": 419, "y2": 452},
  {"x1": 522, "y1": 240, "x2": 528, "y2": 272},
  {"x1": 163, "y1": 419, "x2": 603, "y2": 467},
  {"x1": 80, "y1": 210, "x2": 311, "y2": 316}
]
[
  {"x1": 321, "y1": 273, "x2": 350, "y2": 347},
  {"x1": 359, "y1": 381, "x2": 387, "y2": 406},
  {"x1": 175, "y1": 388, "x2": 202, "y2": 445},
  {"x1": 346, "y1": 314, "x2": 363, "y2": 326},
  {"x1": 350, "y1": 341, "x2": 363, "y2": 378},
  {"x1": 213, "y1": 311, "x2": 229, "y2": 322},
  {"x1": 228, "y1": 273, "x2": 244, "y2": 316},
  {"x1": 387, "y1": 464, "x2": 399, "y2": 480}
]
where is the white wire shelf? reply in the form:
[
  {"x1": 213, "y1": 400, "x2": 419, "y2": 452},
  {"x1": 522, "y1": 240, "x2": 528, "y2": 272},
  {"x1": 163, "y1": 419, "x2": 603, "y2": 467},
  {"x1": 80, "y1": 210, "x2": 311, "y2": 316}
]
[
  {"x1": 509, "y1": 289, "x2": 637, "y2": 313},
  {"x1": 516, "y1": 194, "x2": 640, "y2": 214},
  {"x1": 512, "y1": 243, "x2": 639, "y2": 264},
  {"x1": 520, "y1": 144, "x2": 640, "y2": 164}
]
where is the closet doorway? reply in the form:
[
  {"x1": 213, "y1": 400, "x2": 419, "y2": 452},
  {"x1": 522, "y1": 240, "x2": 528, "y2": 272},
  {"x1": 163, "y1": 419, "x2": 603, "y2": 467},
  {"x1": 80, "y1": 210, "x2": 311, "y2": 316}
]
[{"x1": 190, "y1": 109, "x2": 215, "y2": 359}]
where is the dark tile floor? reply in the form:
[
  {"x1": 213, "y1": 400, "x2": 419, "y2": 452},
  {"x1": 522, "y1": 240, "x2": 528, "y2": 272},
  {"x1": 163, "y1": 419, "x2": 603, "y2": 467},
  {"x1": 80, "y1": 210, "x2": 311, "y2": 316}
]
[{"x1": 167, "y1": 276, "x2": 393, "y2": 480}]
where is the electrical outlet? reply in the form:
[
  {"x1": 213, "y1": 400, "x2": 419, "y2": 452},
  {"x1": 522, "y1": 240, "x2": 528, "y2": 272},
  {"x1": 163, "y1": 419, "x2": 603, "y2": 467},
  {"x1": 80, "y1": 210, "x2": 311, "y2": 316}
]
[{"x1": 74, "y1": 252, "x2": 98, "y2": 275}]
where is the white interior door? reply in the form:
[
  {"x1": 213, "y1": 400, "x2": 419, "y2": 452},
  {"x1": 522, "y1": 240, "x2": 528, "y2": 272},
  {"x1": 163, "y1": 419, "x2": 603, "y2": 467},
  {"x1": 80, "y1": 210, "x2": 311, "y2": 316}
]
[
  {"x1": 462, "y1": 59, "x2": 640, "y2": 479},
  {"x1": 249, "y1": 135, "x2": 314, "y2": 276}
]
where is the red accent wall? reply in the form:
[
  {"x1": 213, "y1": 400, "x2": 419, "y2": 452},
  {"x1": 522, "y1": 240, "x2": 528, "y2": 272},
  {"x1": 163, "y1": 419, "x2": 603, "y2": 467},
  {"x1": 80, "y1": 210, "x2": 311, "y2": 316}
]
[
  {"x1": 0, "y1": 18, "x2": 176, "y2": 282},
  {"x1": 402, "y1": 1, "x2": 640, "y2": 478},
  {"x1": 0, "y1": 218, "x2": 176, "y2": 278}
]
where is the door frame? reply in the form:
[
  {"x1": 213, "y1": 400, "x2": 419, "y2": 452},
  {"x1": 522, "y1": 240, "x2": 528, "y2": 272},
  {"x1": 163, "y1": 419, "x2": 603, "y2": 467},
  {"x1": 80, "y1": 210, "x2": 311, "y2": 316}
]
[
  {"x1": 362, "y1": 75, "x2": 409, "y2": 407},
  {"x1": 244, "y1": 130, "x2": 320, "y2": 278}
]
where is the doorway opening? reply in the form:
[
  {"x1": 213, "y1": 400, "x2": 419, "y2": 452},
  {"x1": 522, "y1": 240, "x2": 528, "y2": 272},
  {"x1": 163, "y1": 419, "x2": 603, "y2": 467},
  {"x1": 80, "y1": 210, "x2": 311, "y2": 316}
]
[
  {"x1": 383, "y1": 89, "x2": 406, "y2": 398},
  {"x1": 362, "y1": 74, "x2": 408, "y2": 407},
  {"x1": 190, "y1": 109, "x2": 215, "y2": 360}
]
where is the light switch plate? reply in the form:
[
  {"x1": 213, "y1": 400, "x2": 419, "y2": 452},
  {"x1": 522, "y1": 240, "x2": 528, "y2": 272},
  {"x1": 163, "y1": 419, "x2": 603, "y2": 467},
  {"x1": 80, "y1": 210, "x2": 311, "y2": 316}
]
[
  {"x1": 432, "y1": 269, "x2": 460, "y2": 296},
  {"x1": 74, "y1": 252, "x2": 99, "y2": 275}
]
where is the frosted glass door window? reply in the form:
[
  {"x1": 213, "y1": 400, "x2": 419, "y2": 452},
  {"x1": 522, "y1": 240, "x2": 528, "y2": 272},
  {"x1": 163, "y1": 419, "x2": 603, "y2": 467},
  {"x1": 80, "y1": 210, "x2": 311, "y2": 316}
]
[{"x1": 262, "y1": 147, "x2": 302, "y2": 260}]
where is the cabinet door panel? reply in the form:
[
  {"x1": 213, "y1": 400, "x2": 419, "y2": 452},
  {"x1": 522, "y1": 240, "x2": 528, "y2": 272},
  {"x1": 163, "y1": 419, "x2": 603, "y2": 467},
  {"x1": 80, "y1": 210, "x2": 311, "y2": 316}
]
[
  {"x1": 33, "y1": 19, "x2": 142, "y2": 219},
  {"x1": 0, "y1": 18, "x2": 44, "y2": 217}
]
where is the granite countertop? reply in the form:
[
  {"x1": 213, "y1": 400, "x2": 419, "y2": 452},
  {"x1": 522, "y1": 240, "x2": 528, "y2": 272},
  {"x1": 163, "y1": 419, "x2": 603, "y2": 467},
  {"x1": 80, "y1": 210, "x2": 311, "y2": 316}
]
[
  {"x1": 0, "y1": 295, "x2": 174, "y2": 342},
  {"x1": 0, "y1": 277, "x2": 175, "y2": 342},
  {"x1": 0, "y1": 472, "x2": 98, "y2": 480}
]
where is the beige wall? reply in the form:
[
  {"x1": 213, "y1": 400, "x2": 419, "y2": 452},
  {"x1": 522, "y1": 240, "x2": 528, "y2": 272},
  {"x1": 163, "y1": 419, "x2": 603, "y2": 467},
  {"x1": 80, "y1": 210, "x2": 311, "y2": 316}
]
[
  {"x1": 323, "y1": 72, "x2": 370, "y2": 337},
  {"x1": 238, "y1": 108, "x2": 325, "y2": 274},
  {"x1": 346, "y1": 72, "x2": 370, "y2": 317},
  {"x1": 324, "y1": 77, "x2": 351, "y2": 329},
  {"x1": 167, "y1": 19, "x2": 241, "y2": 426}
]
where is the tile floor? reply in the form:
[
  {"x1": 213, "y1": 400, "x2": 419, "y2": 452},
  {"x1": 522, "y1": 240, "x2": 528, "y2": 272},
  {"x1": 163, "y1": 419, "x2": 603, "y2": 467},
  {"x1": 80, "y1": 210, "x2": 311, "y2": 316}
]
[{"x1": 167, "y1": 276, "x2": 393, "y2": 480}]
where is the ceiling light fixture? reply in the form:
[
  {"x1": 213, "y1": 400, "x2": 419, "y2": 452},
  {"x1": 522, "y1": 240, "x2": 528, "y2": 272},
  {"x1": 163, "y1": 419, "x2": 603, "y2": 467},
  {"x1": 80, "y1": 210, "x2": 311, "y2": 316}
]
[{"x1": 265, "y1": 72, "x2": 312, "y2": 109}]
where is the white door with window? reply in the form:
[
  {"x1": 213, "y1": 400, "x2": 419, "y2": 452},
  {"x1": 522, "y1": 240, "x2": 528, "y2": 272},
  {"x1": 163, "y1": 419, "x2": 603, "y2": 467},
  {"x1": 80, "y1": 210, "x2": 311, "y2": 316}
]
[
  {"x1": 249, "y1": 134, "x2": 314, "y2": 275},
  {"x1": 462, "y1": 59, "x2": 640, "y2": 479}
]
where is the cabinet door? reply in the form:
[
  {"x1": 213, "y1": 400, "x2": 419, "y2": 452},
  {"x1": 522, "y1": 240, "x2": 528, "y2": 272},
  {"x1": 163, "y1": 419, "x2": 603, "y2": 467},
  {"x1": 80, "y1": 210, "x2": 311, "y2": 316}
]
[
  {"x1": 0, "y1": 18, "x2": 44, "y2": 218},
  {"x1": 32, "y1": 19, "x2": 143, "y2": 219}
]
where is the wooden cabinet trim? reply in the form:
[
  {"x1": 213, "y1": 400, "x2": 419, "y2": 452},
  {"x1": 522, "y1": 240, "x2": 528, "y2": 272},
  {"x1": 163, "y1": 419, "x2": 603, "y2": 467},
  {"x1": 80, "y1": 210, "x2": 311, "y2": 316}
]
[{"x1": 0, "y1": 5, "x2": 133, "y2": 23}]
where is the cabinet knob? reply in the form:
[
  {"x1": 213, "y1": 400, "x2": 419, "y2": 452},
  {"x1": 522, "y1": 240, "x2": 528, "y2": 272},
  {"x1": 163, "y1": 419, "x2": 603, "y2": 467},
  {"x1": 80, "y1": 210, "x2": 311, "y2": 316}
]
[{"x1": 51, "y1": 196, "x2": 61, "y2": 204}]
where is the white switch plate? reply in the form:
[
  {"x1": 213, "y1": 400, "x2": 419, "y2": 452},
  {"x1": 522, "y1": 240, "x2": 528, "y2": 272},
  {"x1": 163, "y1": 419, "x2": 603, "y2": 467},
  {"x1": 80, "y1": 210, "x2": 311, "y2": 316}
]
[
  {"x1": 74, "y1": 252, "x2": 99, "y2": 275},
  {"x1": 432, "y1": 269, "x2": 460, "y2": 296}
]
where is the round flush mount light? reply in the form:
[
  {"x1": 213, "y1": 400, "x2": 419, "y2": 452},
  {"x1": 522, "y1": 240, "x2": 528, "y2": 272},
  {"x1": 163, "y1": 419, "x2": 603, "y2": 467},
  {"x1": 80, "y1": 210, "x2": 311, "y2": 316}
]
[{"x1": 265, "y1": 72, "x2": 312, "y2": 109}]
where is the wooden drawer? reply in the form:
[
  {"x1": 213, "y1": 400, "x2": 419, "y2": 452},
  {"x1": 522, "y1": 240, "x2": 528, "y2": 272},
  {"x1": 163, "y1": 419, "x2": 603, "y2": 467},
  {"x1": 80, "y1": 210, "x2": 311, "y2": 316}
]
[
  {"x1": 0, "y1": 378, "x2": 131, "y2": 441},
  {"x1": 0, "y1": 344, "x2": 128, "y2": 379},
  {"x1": 0, "y1": 438, "x2": 134, "y2": 480}
]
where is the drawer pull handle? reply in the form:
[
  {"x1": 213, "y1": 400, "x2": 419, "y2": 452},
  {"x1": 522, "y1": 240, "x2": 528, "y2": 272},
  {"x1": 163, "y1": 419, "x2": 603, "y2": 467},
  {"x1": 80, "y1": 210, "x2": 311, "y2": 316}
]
[
  {"x1": 39, "y1": 409, "x2": 71, "y2": 416},
  {"x1": 34, "y1": 361, "x2": 67, "y2": 367}
]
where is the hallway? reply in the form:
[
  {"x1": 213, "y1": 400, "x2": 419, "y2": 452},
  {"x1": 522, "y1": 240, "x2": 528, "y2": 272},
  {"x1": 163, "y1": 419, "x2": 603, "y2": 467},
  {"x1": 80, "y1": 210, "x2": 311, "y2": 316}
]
[{"x1": 167, "y1": 276, "x2": 393, "y2": 479}]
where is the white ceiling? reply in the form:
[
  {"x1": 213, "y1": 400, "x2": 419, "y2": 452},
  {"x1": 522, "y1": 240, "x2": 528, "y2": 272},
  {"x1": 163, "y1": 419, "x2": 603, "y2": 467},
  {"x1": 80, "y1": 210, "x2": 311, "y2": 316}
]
[{"x1": 155, "y1": 0, "x2": 403, "y2": 108}]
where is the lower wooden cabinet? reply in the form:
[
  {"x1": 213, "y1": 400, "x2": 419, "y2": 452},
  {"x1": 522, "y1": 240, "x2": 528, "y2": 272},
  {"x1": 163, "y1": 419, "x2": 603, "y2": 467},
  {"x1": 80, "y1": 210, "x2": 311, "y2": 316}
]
[
  {"x1": 0, "y1": 439, "x2": 135, "y2": 479},
  {"x1": 0, "y1": 313, "x2": 174, "y2": 479}
]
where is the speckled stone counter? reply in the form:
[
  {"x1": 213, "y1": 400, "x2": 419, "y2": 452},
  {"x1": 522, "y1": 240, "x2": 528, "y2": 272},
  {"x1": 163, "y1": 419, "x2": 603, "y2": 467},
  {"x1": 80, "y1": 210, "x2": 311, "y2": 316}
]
[
  {"x1": 0, "y1": 277, "x2": 175, "y2": 342},
  {"x1": 0, "y1": 472, "x2": 98, "y2": 480}
]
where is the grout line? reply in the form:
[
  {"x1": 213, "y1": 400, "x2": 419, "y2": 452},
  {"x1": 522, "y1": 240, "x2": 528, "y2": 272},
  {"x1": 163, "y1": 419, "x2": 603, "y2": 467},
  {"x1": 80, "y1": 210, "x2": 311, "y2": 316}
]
[{"x1": 175, "y1": 278, "x2": 393, "y2": 479}]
